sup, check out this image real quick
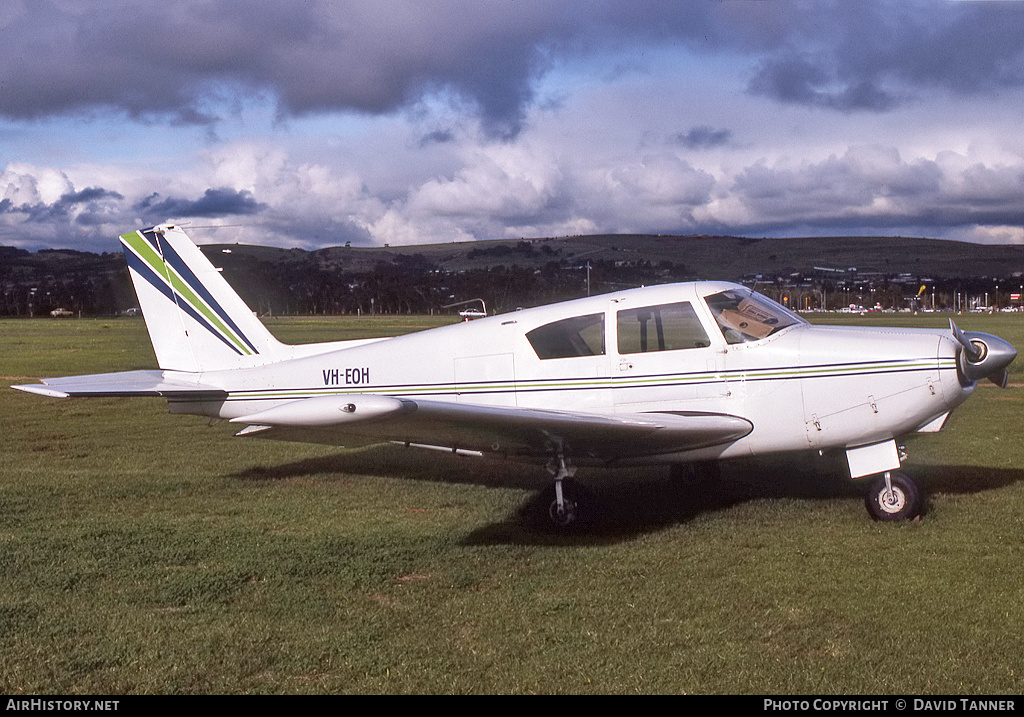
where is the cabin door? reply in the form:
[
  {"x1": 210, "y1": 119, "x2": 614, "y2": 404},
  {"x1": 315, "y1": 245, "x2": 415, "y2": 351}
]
[{"x1": 611, "y1": 299, "x2": 723, "y2": 409}]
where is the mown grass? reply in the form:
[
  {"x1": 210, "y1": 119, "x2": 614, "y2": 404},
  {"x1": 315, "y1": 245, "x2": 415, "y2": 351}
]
[{"x1": 1, "y1": 313, "x2": 1022, "y2": 694}]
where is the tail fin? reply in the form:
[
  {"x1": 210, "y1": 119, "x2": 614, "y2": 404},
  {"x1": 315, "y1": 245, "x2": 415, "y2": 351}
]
[{"x1": 120, "y1": 225, "x2": 288, "y2": 372}]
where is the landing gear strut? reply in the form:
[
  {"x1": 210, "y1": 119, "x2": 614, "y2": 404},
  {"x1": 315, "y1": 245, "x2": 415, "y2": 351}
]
[{"x1": 545, "y1": 449, "x2": 580, "y2": 529}]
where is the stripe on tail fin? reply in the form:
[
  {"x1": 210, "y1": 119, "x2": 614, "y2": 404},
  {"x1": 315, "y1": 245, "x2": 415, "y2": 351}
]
[{"x1": 121, "y1": 225, "x2": 287, "y2": 372}]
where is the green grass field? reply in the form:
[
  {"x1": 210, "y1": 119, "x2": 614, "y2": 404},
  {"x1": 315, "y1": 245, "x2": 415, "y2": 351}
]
[{"x1": 1, "y1": 313, "x2": 1022, "y2": 694}]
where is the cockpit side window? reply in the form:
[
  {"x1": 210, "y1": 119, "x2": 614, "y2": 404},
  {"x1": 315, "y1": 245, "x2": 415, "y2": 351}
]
[
  {"x1": 617, "y1": 302, "x2": 710, "y2": 354},
  {"x1": 705, "y1": 289, "x2": 804, "y2": 345},
  {"x1": 526, "y1": 313, "x2": 606, "y2": 359}
]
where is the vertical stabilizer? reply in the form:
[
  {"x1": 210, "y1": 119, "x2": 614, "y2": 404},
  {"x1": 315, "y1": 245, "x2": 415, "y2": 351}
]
[{"x1": 120, "y1": 225, "x2": 287, "y2": 372}]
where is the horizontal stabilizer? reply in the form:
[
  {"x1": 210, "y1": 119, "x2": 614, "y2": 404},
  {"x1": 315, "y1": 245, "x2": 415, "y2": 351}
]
[{"x1": 11, "y1": 370, "x2": 226, "y2": 400}]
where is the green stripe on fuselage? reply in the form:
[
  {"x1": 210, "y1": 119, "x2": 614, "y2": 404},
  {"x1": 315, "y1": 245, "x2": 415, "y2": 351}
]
[{"x1": 219, "y1": 358, "x2": 951, "y2": 403}]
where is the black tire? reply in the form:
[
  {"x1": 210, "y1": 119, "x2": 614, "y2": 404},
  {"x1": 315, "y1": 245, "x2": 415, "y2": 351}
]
[
  {"x1": 864, "y1": 472, "x2": 923, "y2": 521},
  {"x1": 541, "y1": 479, "x2": 589, "y2": 531}
]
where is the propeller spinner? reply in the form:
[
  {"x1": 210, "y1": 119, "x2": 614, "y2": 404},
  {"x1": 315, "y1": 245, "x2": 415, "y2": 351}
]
[{"x1": 949, "y1": 320, "x2": 1017, "y2": 388}]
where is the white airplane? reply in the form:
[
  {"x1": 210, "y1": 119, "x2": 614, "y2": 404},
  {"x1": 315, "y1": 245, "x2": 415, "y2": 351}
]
[{"x1": 13, "y1": 225, "x2": 1017, "y2": 529}]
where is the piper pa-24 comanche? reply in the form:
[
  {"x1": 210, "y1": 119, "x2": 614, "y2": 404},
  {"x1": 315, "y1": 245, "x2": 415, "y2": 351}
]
[{"x1": 13, "y1": 226, "x2": 1018, "y2": 528}]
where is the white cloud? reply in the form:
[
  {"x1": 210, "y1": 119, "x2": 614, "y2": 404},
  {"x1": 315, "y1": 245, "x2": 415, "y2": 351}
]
[
  {"x1": 2, "y1": 163, "x2": 73, "y2": 206},
  {"x1": 410, "y1": 144, "x2": 565, "y2": 219}
]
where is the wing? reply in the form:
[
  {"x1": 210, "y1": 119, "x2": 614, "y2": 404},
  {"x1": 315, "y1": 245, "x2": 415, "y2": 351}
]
[
  {"x1": 11, "y1": 370, "x2": 227, "y2": 400},
  {"x1": 229, "y1": 393, "x2": 752, "y2": 462}
]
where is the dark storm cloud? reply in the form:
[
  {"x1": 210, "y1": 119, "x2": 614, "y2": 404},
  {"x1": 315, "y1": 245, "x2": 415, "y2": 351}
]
[
  {"x1": 418, "y1": 129, "x2": 457, "y2": 147},
  {"x1": 747, "y1": 54, "x2": 902, "y2": 112},
  {"x1": 0, "y1": 182, "x2": 130, "y2": 250},
  {"x1": 8, "y1": 2, "x2": 1021, "y2": 137},
  {"x1": 672, "y1": 126, "x2": 733, "y2": 150},
  {"x1": 0, "y1": 0, "x2": 575, "y2": 137},
  {"x1": 137, "y1": 188, "x2": 266, "y2": 219},
  {"x1": 258, "y1": 212, "x2": 375, "y2": 250},
  {"x1": 718, "y1": 205, "x2": 1024, "y2": 241},
  {"x1": 0, "y1": 186, "x2": 124, "y2": 222},
  {"x1": 747, "y1": 1, "x2": 1024, "y2": 112},
  {"x1": 724, "y1": 147, "x2": 1024, "y2": 239}
]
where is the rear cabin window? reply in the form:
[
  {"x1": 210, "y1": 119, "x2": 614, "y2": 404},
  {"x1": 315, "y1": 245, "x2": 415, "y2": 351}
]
[
  {"x1": 617, "y1": 302, "x2": 710, "y2": 354},
  {"x1": 526, "y1": 313, "x2": 606, "y2": 360}
]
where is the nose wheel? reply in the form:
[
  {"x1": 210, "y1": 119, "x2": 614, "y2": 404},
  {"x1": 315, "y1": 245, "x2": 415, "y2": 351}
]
[{"x1": 864, "y1": 471, "x2": 923, "y2": 521}]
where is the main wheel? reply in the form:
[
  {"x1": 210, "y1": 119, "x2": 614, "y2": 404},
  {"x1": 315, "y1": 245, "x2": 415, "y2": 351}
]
[
  {"x1": 864, "y1": 472, "x2": 923, "y2": 521},
  {"x1": 542, "y1": 479, "x2": 589, "y2": 531},
  {"x1": 549, "y1": 493, "x2": 578, "y2": 528}
]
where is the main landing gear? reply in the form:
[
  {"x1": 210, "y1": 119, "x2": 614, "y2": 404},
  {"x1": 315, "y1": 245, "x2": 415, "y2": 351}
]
[
  {"x1": 864, "y1": 471, "x2": 923, "y2": 521},
  {"x1": 544, "y1": 450, "x2": 583, "y2": 529}
]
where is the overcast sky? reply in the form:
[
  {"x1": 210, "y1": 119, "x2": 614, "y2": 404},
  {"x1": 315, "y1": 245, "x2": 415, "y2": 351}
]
[{"x1": 3, "y1": 0, "x2": 1024, "y2": 252}]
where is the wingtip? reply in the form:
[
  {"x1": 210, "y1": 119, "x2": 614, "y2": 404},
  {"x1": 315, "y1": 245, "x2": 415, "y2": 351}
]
[{"x1": 11, "y1": 384, "x2": 70, "y2": 398}]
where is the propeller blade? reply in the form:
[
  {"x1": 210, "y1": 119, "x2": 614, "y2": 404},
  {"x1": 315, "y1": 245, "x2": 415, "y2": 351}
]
[
  {"x1": 949, "y1": 319, "x2": 983, "y2": 362},
  {"x1": 989, "y1": 369, "x2": 1010, "y2": 389}
]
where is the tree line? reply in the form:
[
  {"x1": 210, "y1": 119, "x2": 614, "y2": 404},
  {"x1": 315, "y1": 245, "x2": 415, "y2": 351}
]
[
  {"x1": 1, "y1": 241, "x2": 1016, "y2": 318},
  {"x1": 0, "y1": 244, "x2": 691, "y2": 318}
]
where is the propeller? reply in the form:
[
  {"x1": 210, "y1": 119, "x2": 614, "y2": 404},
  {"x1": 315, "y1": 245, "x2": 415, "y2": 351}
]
[{"x1": 949, "y1": 320, "x2": 1016, "y2": 387}]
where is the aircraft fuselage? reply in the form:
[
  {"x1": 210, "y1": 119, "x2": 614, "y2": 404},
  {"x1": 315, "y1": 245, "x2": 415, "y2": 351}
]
[{"x1": 174, "y1": 281, "x2": 969, "y2": 469}]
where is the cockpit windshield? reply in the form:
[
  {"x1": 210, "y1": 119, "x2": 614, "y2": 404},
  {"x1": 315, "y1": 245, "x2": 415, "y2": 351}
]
[{"x1": 704, "y1": 289, "x2": 805, "y2": 345}]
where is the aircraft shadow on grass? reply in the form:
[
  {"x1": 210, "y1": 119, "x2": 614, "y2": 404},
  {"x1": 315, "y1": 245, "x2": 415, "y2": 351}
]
[{"x1": 231, "y1": 446, "x2": 1024, "y2": 544}]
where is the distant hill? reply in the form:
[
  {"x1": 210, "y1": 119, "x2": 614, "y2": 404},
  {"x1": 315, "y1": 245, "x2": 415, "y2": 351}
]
[
  {"x1": 3, "y1": 234, "x2": 1023, "y2": 316},
  {"x1": 288, "y1": 234, "x2": 1024, "y2": 280}
]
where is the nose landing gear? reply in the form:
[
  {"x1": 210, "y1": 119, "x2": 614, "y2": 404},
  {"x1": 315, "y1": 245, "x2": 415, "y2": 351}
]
[{"x1": 864, "y1": 471, "x2": 923, "y2": 521}]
